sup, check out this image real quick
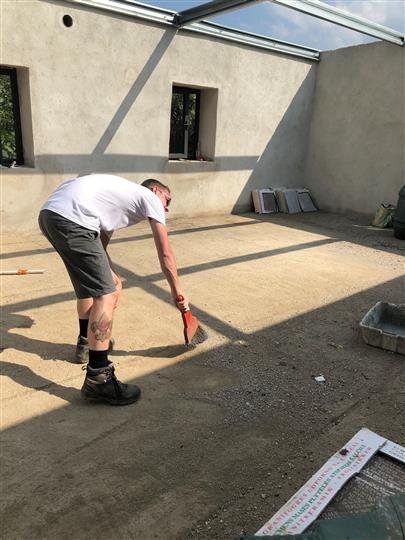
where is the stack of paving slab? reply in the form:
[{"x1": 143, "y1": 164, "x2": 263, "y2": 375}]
[{"x1": 252, "y1": 187, "x2": 317, "y2": 214}]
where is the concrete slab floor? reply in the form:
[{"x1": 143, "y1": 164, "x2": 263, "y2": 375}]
[{"x1": 1, "y1": 211, "x2": 404, "y2": 540}]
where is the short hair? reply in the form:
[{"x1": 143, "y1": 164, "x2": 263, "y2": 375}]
[{"x1": 141, "y1": 178, "x2": 170, "y2": 193}]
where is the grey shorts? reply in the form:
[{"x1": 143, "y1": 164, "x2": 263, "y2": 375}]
[{"x1": 38, "y1": 209, "x2": 116, "y2": 299}]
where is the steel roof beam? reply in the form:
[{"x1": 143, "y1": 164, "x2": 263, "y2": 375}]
[
  {"x1": 270, "y1": 0, "x2": 404, "y2": 46},
  {"x1": 62, "y1": 0, "x2": 320, "y2": 60},
  {"x1": 173, "y1": 0, "x2": 260, "y2": 27},
  {"x1": 63, "y1": 0, "x2": 176, "y2": 26},
  {"x1": 175, "y1": 0, "x2": 404, "y2": 46},
  {"x1": 188, "y1": 20, "x2": 320, "y2": 59}
]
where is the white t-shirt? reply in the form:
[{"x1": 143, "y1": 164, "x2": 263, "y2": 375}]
[{"x1": 42, "y1": 174, "x2": 166, "y2": 233}]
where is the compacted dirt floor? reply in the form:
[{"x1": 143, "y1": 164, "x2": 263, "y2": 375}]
[{"x1": 1, "y1": 211, "x2": 404, "y2": 539}]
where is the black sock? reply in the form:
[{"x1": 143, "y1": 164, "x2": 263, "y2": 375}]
[
  {"x1": 89, "y1": 349, "x2": 109, "y2": 369},
  {"x1": 79, "y1": 319, "x2": 88, "y2": 338}
]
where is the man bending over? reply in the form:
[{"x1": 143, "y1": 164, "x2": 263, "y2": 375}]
[{"x1": 39, "y1": 174, "x2": 187, "y2": 406}]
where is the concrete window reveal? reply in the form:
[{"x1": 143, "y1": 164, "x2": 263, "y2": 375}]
[
  {"x1": 0, "y1": 66, "x2": 34, "y2": 168},
  {"x1": 0, "y1": 67, "x2": 23, "y2": 166},
  {"x1": 169, "y1": 84, "x2": 218, "y2": 161}
]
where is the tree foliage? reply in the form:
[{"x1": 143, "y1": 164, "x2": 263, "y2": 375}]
[{"x1": 0, "y1": 74, "x2": 17, "y2": 162}]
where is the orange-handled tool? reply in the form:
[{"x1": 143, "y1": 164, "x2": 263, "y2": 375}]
[{"x1": 176, "y1": 295, "x2": 208, "y2": 347}]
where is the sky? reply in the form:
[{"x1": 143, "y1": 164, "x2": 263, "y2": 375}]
[{"x1": 146, "y1": 0, "x2": 405, "y2": 51}]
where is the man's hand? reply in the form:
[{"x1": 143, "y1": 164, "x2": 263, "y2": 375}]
[
  {"x1": 175, "y1": 294, "x2": 189, "y2": 313},
  {"x1": 111, "y1": 270, "x2": 122, "y2": 309},
  {"x1": 100, "y1": 229, "x2": 121, "y2": 308}
]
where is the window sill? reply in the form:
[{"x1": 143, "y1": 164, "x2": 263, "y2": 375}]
[
  {"x1": 167, "y1": 159, "x2": 214, "y2": 164},
  {"x1": 165, "y1": 159, "x2": 217, "y2": 173},
  {"x1": 0, "y1": 165, "x2": 39, "y2": 173}
]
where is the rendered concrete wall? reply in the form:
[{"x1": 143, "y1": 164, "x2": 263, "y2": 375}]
[
  {"x1": 304, "y1": 42, "x2": 405, "y2": 215},
  {"x1": 1, "y1": 0, "x2": 316, "y2": 231}
]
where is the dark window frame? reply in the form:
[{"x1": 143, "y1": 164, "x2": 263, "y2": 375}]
[
  {"x1": 0, "y1": 67, "x2": 24, "y2": 166},
  {"x1": 169, "y1": 86, "x2": 200, "y2": 160}
]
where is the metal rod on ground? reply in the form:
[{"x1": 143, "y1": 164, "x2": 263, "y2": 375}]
[{"x1": 0, "y1": 269, "x2": 45, "y2": 275}]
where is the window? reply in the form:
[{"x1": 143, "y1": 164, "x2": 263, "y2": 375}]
[
  {"x1": 0, "y1": 67, "x2": 23, "y2": 166},
  {"x1": 169, "y1": 86, "x2": 200, "y2": 160}
]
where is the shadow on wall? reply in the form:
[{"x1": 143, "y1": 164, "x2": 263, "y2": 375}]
[
  {"x1": 27, "y1": 61, "x2": 316, "y2": 178},
  {"x1": 231, "y1": 66, "x2": 317, "y2": 214},
  {"x1": 32, "y1": 153, "x2": 262, "y2": 175},
  {"x1": 33, "y1": 27, "x2": 176, "y2": 176},
  {"x1": 91, "y1": 29, "x2": 177, "y2": 157},
  {"x1": 10, "y1": 35, "x2": 316, "y2": 192},
  {"x1": 27, "y1": 24, "x2": 259, "y2": 176}
]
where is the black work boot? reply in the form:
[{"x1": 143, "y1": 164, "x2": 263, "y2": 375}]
[
  {"x1": 81, "y1": 363, "x2": 141, "y2": 405},
  {"x1": 74, "y1": 336, "x2": 115, "y2": 364}
]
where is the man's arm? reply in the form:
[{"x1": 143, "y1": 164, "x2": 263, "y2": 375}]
[{"x1": 149, "y1": 218, "x2": 187, "y2": 309}]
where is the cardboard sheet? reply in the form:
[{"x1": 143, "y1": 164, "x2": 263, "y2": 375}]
[{"x1": 255, "y1": 428, "x2": 404, "y2": 536}]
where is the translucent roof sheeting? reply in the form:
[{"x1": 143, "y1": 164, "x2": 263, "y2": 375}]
[
  {"x1": 152, "y1": 0, "x2": 405, "y2": 50},
  {"x1": 64, "y1": 0, "x2": 404, "y2": 58}
]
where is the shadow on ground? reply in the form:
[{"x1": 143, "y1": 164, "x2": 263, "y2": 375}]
[{"x1": 1, "y1": 273, "x2": 404, "y2": 539}]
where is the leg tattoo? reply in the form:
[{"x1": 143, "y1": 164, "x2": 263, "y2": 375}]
[{"x1": 90, "y1": 312, "x2": 112, "y2": 342}]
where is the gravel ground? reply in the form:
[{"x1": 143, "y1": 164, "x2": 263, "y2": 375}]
[{"x1": 1, "y1": 211, "x2": 404, "y2": 539}]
